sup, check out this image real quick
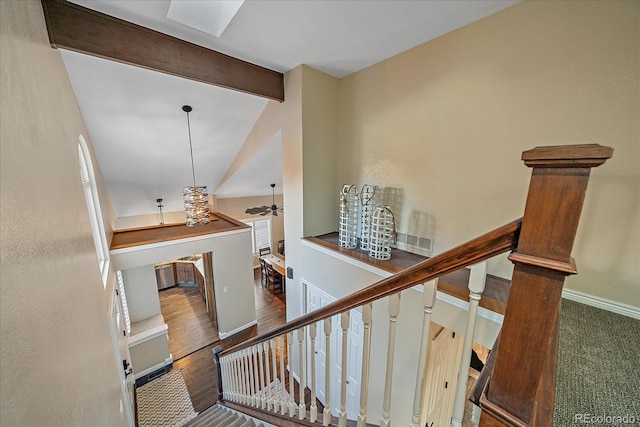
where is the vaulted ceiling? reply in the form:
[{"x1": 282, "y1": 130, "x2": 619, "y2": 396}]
[{"x1": 60, "y1": 0, "x2": 518, "y2": 218}]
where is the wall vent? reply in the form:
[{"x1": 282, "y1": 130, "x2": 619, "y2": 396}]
[{"x1": 395, "y1": 232, "x2": 433, "y2": 256}]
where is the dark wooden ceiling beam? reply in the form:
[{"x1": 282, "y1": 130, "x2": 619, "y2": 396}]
[{"x1": 41, "y1": 0, "x2": 284, "y2": 102}]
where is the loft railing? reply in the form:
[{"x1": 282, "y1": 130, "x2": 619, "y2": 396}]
[{"x1": 215, "y1": 144, "x2": 613, "y2": 427}]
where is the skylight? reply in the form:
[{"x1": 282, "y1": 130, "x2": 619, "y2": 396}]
[{"x1": 166, "y1": 0, "x2": 244, "y2": 38}]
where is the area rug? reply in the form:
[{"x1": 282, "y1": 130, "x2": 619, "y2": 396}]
[{"x1": 137, "y1": 369, "x2": 198, "y2": 427}]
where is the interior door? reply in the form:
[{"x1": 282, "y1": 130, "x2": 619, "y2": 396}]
[
  {"x1": 110, "y1": 286, "x2": 135, "y2": 426},
  {"x1": 344, "y1": 314, "x2": 363, "y2": 419},
  {"x1": 422, "y1": 327, "x2": 461, "y2": 427},
  {"x1": 305, "y1": 284, "x2": 335, "y2": 405},
  {"x1": 305, "y1": 282, "x2": 362, "y2": 420},
  {"x1": 203, "y1": 252, "x2": 218, "y2": 328}
]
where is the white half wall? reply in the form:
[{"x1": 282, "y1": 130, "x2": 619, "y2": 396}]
[{"x1": 111, "y1": 229, "x2": 256, "y2": 339}]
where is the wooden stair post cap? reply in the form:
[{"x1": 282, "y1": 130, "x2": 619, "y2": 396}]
[{"x1": 522, "y1": 144, "x2": 613, "y2": 168}]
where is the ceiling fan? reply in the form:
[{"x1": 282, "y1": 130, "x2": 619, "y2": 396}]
[{"x1": 245, "y1": 183, "x2": 284, "y2": 216}]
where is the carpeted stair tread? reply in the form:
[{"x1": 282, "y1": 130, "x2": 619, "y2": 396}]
[
  {"x1": 228, "y1": 417, "x2": 250, "y2": 427},
  {"x1": 209, "y1": 411, "x2": 233, "y2": 426},
  {"x1": 183, "y1": 405, "x2": 225, "y2": 427},
  {"x1": 182, "y1": 404, "x2": 263, "y2": 427}
]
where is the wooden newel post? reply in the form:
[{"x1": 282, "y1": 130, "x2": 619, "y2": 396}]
[
  {"x1": 479, "y1": 144, "x2": 613, "y2": 427},
  {"x1": 212, "y1": 345, "x2": 224, "y2": 397}
]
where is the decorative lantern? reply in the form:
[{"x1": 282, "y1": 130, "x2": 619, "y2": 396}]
[
  {"x1": 359, "y1": 184, "x2": 379, "y2": 251},
  {"x1": 339, "y1": 184, "x2": 359, "y2": 249},
  {"x1": 369, "y1": 206, "x2": 397, "y2": 260}
]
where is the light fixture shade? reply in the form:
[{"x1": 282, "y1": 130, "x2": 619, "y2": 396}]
[{"x1": 183, "y1": 185, "x2": 210, "y2": 226}]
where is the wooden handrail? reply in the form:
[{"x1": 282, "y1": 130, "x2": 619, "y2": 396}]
[{"x1": 220, "y1": 218, "x2": 522, "y2": 357}]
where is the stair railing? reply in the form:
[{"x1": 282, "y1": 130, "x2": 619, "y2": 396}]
[{"x1": 216, "y1": 144, "x2": 612, "y2": 427}]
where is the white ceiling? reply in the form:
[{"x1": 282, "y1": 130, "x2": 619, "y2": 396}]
[{"x1": 62, "y1": 0, "x2": 517, "y2": 218}]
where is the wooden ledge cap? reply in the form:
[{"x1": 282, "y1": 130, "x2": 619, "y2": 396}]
[
  {"x1": 522, "y1": 144, "x2": 613, "y2": 168},
  {"x1": 508, "y1": 253, "x2": 578, "y2": 275}
]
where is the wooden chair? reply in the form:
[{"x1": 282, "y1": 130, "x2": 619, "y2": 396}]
[
  {"x1": 266, "y1": 264, "x2": 283, "y2": 294},
  {"x1": 259, "y1": 247, "x2": 271, "y2": 256},
  {"x1": 259, "y1": 257, "x2": 268, "y2": 286}
]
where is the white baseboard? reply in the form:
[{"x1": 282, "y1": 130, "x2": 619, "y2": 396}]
[
  {"x1": 219, "y1": 320, "x2": 258, "y2": 340},
  {"x1": 562, "y1": 289, "x2": 640, "y2": 320},
  {"x1": 134, "y1": 355, "x2": 174, "y2": 380},
  {"x1": 290, "y1": 364, "x2": 300, "y2": 384}
]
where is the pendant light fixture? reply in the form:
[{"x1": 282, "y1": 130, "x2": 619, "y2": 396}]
[
  {"x1": 182, "y1": 105, "x2": 210, "y2": 226},
  {"x1": 156, "y1": 198, "x2": 165, "y2": 225}
]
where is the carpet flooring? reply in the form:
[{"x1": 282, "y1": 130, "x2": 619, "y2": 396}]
[
  {"x1": 553, "y1": 300, "x2": 640, "y2": 426},
  {"x1": 137, "y1": 369, "x2": 198, "y2": 427}
]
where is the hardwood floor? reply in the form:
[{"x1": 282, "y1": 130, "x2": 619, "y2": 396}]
[
  {"x1": 160, "y1": 270, "x2": 287, "y2": 413},
  {"x1": 160, "y1": 286, "x2": 219, "y2": 360}
]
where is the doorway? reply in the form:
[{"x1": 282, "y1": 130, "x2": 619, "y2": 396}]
[{"x1": 158, "y1": 251, "x2": 219, "y2": 360}]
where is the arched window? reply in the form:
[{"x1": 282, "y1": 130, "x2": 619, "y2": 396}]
[{"x1": 78, "y1": 135, "x2": 109, "y2": 287}]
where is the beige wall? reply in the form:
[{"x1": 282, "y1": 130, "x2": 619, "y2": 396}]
[
  {"x1": 115, "y1": 210, "x2": 186, "y2": 229},
  {"x1": 122, "y1": 265, "x2": 162, "y2": 323},
  {"x1": 217, "y1": 195, "x2": 285, "y2": 253},
  {"x1": 301, "y1": 66, "x2": 340, "y2": 237},
  {"x1": 336, "y1": 0, "x2": 639, "y2": 308},
  {"x1": 0, "y1": 1, "x2": 127, "y2": 425},
  {"x1": 282, "y1": 66, "x2": 306, "y2": 321}
]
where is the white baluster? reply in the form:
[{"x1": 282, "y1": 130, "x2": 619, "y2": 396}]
[
  {"x1": 240, "y1": 350, "x2": 247, "y2": 404},
  {"x1": 309, "y1": 322, "x2": 318, "y2": 423},
  {"x1": 253, "y1": 345, "x2": 261, "y2": 407},
  {"x1": 323, "y1": 317, "x2": 332, "y2": 426},
  {"x1": 225, "y1": 357, "x2": 232, "y2": 401},
  {"x1": 298, "y1": 327, "x2": 307, "y2": 420},
  {"x1": 242, "y1": 348, "x2": 250, "y2": 405},
  {"x1": 237, "y1": 352, "x2": 244, "y2": 403},
  {"x1": 226, "y1": 357, "x2": 233, "y2": 400},
  {"x1": 219, "y1": 356, "x2": 226, "y2": 400},
  {"x1": 339, "y1": 311, "x2": 350, "y2": 427},
  {"x1": 248, "y1": 347, "x2": 256, "y2": 406},
  {"x1": 357, "y1": 303, "x2": 373, "y2": 427},
  {"x1": 233, "y1": 351, "x2": 242, "y2": 402},
  {"x1": 288, "y1": 332, "x2": 296, "y2": 417},
  {"x1": 271, "y1": 338, "x2": 279, "y2": 413},
  {"x1": 259, "y1": 342, "x2": 266, "y2": 409},
  {"x1": 222, "y1": 356, "x2": 229, "y2": 400},
  {"x1": 410, "y1": 280, "x2": 437, "y2": 427},
  {"x1": 380, "y1": 293, "x2": 401, "y2": 427},
  {"x1": 451, "y1": 262, "x2": 487, "y2": 427},
  {"x1": 264, "y1": 341, "x2": 272, "y2": 411},
  {"x1": 231, "y1": 353, "x2": 240, "y2": 402},
  {"x1": 279, "y1": 335, "x2": 287, "y2": 415},
  {"x1": 224, "y1": 355, "x2": 232, "y2": 401},
  {"x1": 235, "y1": 352, "x2": 242, "y2": 402}
]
